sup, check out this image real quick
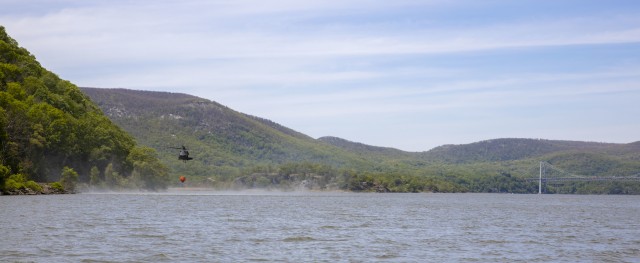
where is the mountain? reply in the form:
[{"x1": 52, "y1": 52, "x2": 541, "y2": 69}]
[
  {"x1": 0, "y1": 26, "x2": 168, "y2": 194},
  {"x1": 82, "y1": 87, "x2": 463, "y2": 192},
  {"x1": 82, "y1": 88, "x2": 640, "y2": 194},
  {"x1": 80, "y1": 88, "x2": 381, "y2": 176}
]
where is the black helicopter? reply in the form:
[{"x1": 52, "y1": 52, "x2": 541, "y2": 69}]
[{"x1": 171, "y1": 145, "x2": 193, "y2": 162}]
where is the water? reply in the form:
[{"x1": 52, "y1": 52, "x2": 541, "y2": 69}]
[{"x1": 1, "y1": 191, "x2": 639, "y2": 262}]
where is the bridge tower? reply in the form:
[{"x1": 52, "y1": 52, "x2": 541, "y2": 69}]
[{"x1": 539, "y1": 162, "x2": 543, "y2": 194}]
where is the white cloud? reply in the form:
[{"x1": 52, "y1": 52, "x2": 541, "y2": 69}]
[
  {"x1": 5, "y1": 1, "x2": 640, "y2": 64},
  {"x1": 2, "y1": 0, "x2": 639, "y2": 150}
]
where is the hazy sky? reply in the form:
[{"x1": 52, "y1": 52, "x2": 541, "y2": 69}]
[{"x1": 2, "y1": 0, "x2": 640, "y2": 151}]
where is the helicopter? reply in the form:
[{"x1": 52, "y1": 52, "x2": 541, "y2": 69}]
[{"x1": 170, "y1": 145, "x2": 193, "y2": 162}]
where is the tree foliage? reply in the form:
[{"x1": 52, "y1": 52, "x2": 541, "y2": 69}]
[
  {"x1": 60, "y1": 166, "x2": 78, "y2": 193},
  {"x1": 0, "y1": 26, "x2": 167, "y2": 193},
  {"x1": 127, "y1": 146, "x2": 169, "y2": 190}
]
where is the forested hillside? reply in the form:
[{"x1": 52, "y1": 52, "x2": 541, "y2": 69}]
[
  {"x1": 82, "y1": 88, "x2": 640, "y2": 194},
  {"x1": 0, "y1": 26, "x2": 168, "y2": 194},
  {"x1": 80, "y1": 88, "x2": 401, "y2": 178}
]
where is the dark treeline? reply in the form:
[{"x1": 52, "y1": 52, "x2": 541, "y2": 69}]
[{"x1": 0, "y1": 26, "x2": 168, "y2": 194}]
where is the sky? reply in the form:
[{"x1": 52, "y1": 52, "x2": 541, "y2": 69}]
[{"x1": 1, "y1": 0, "x2": 640, "y2": 151}]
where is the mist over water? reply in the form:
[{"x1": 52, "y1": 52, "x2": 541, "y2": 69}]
[
  {"x1": 2, "y1": 193, "x2": 639, "y2": 262},
  {"x1": 81, "y1": 187, "x2": 327, "y2": 196}
]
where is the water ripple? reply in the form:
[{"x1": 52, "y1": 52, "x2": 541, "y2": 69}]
[{"x1": 1, "y1": 193, "x2": 640, "y2": 262}]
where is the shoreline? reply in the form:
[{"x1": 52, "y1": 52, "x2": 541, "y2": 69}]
[{"x1": 1, "y1": 183, "x2": 69, "y2": 195}]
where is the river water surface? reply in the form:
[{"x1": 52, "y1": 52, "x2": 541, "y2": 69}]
[{"x1": 1, "y1": 191, "x2": 639, "y2": 262}]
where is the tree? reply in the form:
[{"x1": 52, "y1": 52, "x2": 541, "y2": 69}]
[
  {"x1": 127, "y1": 146, "x2": 169, "y2": 190},
  {"x1": 60, "y1": 166, "x2": 78, "y2": 193},
  {"x1": 104, "y1": 163, "x2": 120, "y2": 188},
  {"x1": 89, "y1": 166, "x2": 101, "y2": 187},
  {"x1": 0, "y1": 164, "x2": 10, "y2": 191}
]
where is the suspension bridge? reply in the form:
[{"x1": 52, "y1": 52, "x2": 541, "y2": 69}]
[{"x1": 525, "y1": 162, "x2": 640, "y2": 194}]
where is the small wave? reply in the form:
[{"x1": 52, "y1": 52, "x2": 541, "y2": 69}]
[
  {"x1": 480, "y1": 239, "x2": 507, "y2": 244},
  {"x1": 283, "y1": 236, "x2": 316, "y2": 242},
  {"x1": 130, "y1": 234, "x2": 167, "y2": 239},
  {"x1": 81, "y1": 259, "x2": 116, "y2": 263},
  {"x1": 247, "y1": 258, "x2": 270, "y2": 262},
  {"x1": 376, "y1": 252, "x2": 399, "y2": 259},
  {"x1": 226, "y1": 218, "x2": 252, "y2": 223},
  {"x1": 142, "y1": 253, "x2": 172, "y2": 261},
  {"x1": 250, "y1": 238, "x2": 269, "y2": 243}
]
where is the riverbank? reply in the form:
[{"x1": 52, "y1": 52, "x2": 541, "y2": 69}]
[{"x1": 1, "y1": 183, "x2": 69, "y2": 195}]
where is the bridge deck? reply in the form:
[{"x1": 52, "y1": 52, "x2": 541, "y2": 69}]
[{"x1": 525, "y1": 177, "x2": 640, "y2": 182}]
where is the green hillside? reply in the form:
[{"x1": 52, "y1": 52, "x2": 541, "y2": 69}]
[
  {"x1": 82, "y1": 88, "x2": 640, "y2": 194},
  {"x1": 0, "y1": 26, "x2": 168, "y2": 194},
  {"x1": 81, "y1": 88, "x2": 381, "y2": 178}
]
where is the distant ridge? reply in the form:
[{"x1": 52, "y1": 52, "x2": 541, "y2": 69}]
[{"x1": 423, "y1": 138, "x2": 626, "y2": 163}]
